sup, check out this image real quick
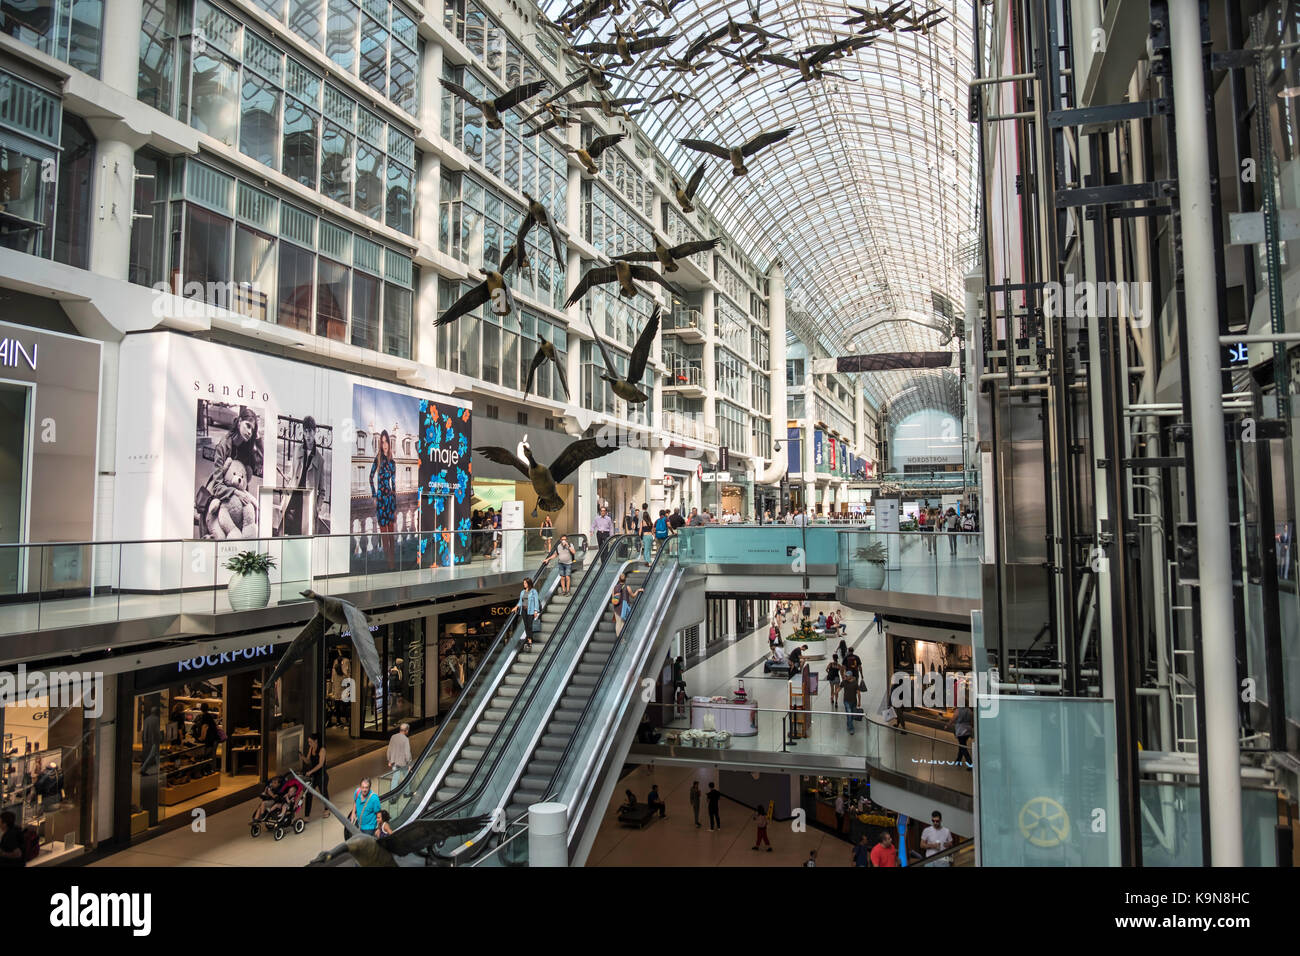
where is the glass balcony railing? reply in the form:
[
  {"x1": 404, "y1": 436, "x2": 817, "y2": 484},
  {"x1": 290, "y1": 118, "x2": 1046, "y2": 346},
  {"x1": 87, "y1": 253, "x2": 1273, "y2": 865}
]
[
  {"x1": 660, "y1": 410, "x2": 718, "y2": 444},
  {"x1": 672, "y1": 527, "x2": 982, "y2": 600},
  {"x1": 665, "y1": 363, "x2": 704, "y2": 388},
  {"x1": 0, "y1": 529, "x2": 583, "y2": 635}
]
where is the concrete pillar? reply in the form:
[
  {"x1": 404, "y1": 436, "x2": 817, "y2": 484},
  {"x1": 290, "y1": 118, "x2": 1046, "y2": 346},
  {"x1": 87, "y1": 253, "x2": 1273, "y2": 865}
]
[
  {"x1": 528, "y1": 801, "x2": 568, "y2": 866},
  {"x1": 84, "y1": 128, "x2": 143, "y2": 283},
  {"x1": 420, "y1": 41, "x2": 445, "y2": 140},
  {"x1": 768, "y1": 259, "x2": 788, "y2": 456},
  {"x1": 99, "y1": 0, "x2": 144, "y2": 96},
  {"x1": 701, "y1": 289, "x2": 717, "y2": 438}
]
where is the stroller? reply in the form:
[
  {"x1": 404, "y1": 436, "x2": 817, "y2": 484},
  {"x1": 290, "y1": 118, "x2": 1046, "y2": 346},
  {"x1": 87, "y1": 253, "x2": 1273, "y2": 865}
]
[{"x1": 249, "y1": 774, "x2": 307, "y2": 840}]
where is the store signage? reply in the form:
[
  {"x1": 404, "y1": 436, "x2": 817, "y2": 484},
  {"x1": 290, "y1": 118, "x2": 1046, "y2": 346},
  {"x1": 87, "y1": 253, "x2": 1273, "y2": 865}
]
[
  {"x1": 135, "y1": 642, "x2": 289, "y2": 691},
  {"x1": 0, "y1": 336, "x2": 36, "y2": 370},
  {"x1": 702, "y1": 471, "x2": 732, "y2": 482},
  {"x1": 177, "y1": 645, "x2": 275, "y2": 672},
  {"x1": 193, "y1": 378, "x2": 271, "y2": 403},
  {"x1": 719, "y1": 446, "x2": 729, "y2": 471}
]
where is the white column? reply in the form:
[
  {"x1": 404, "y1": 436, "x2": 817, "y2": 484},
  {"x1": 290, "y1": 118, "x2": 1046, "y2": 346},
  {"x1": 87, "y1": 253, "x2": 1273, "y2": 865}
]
[
  {"x1": 768, "y1": 259, "x2": 788, "y2": 456},
  {"x1": 701, "y1": 289, "x2": 717, "y2": 438},
  {"x1": 1170, "y1": 0, "x2": 1242, "y2": 867},
  {"x1": 419, "y1": 41, "x2": 445, "y2": 140},
  {"x1": 527, "y1": 802, "x2": 568, "y2": 866}
]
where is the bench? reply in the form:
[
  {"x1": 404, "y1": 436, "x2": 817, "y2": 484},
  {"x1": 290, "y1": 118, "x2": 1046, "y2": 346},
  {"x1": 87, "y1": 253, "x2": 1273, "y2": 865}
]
[
  {"x1": 763, "y1": 659, "x2": 792, "y2": 675},
  {"x1": 617, "y1": 804, "x2": 657, "y2": 829}
]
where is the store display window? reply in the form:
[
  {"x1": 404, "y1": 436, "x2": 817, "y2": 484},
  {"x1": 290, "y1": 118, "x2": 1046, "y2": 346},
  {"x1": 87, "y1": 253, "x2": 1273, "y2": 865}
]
[
  {"x1": 437, "y1": 601, "x2": 513, "y2": 711},
  {"x1": 128, "y1": 642, "x2": 304, "y2": 839},
  {"x1": 2, "y1": 693, "x2": 93, "y2": 864},
  {"x1": 326, "y1": 619, "x2": 427, "y2": 760}
]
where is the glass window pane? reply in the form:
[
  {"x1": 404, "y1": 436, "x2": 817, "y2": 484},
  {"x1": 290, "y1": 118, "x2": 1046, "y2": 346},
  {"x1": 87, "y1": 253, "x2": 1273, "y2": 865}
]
[
  {"x1": 389, "y1": 42, "x2": 415, "y2": 113},
  {"x1": 458, "y1": 314, "x2": 480, "y2": 379},
  {"x1": 326, "y1": 0, "x2": 357, "y2": 73},
  {"x1": 316, "y1": 257, "x2": 348, "y2": 340},
  {"x1": 350, "y1": 270, "x2": 380, "y2": 350},
  {"x1": 360, "y1": 22, "x2": 386, "y2": 96},
  {"x1": 183, "y1": 204, "x2": 232, "y2": 297},
  {"x1": 321, "y1": 121, "x2": 352, "y2": 205},
  {"x1": 288, "y1": 0, "x2": 321, "y2": 48},
  {"x1": 138, "y1": 0, "x2": 177, "y2": 114},
  {"x1": 481, "y1": 319, "x2": 500, "y2": 384},
  {"x1": 277, "y1": 241, "x2": 314, "y2": 331},
  {"x1": 282, "y1": 98, "x2": 318, "y2": 187},
  {"x1": 53, "y1": 116, "x2": 95, "y2": 269},
  {"x1": 0, "y1": 143, "x2": 55, "y2": 258},
  {"x1": 386, "y1": 161, "x2": 412, "y2": 234},
  {"x1": 353, "y1": 141, "x2": 383, "y2": 220},
  {"x1": 239, "y1": 73, "x2": 280, "y2": 169},
  {"x1": 190, "y1": 49, "x2": 239, "y2": 146},
  {"x1": 383, "y1": 282, "x2": 411, "y2": 358},
  {"x1": 233, "y1": 225, "x2": 275, "y2": 321}
]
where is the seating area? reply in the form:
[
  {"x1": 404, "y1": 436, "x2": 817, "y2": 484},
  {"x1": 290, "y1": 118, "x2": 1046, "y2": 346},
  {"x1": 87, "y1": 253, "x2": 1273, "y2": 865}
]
[{"x1": 617, "y1": 803, "x2": 658, "y2": 829}]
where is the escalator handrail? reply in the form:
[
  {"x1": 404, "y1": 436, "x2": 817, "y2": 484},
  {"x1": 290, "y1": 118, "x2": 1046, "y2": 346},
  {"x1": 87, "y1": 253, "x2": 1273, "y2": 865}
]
[
  {"x1": 536, "y1": 535, "x2": 678, "y2": 816},
  {"x1": 420, "y1": 533, "x2": 634, "y2": 827},
  {"x1": 383, "y1": 534, "x2": 589, "y2": 817},
  {"x1": 539, "y1": 537, "x2": 683, "y2": 844}
]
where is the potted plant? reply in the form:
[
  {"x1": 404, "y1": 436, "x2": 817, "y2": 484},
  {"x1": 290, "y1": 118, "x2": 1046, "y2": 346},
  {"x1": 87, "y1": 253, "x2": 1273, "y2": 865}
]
[
  {"x1": 854, "y1": 541, "x2": 888, "y2": 589},
  {"x1": 226, "y1": 550, "x2": 275, "y2": 611}
]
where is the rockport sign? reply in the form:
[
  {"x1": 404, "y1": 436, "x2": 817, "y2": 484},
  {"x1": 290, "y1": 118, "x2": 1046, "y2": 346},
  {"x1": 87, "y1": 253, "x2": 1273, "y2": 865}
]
[{"x1": 176, "y1": 645, "x2": 275, "y2": 673}]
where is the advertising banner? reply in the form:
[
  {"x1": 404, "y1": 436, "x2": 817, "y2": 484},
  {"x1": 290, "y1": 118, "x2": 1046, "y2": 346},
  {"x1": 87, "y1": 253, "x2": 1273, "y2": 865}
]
[
  {"x1": 786, "y1": 427, "x2": 801, "y2": 475},
  {"x1": 814, "y1": 429, "x2": 825, "y2": 472}
]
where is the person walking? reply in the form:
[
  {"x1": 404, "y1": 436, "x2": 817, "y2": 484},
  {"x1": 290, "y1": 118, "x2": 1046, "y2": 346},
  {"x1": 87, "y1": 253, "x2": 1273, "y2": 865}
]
[
  {"x1": 654, "y1": 509, "x2": 672, "y2": 557},
  {"x1": 827, "y1": 653, "x2": 843, "y2": 709},
  {"x1": 921, "y1": 810, "x2": 954, "y2": 866},
  {"x1": 752, "y1": 804, "x2": 772, "y2": 851},
  {"x1": 803, "y1": 849, "x2": 817, "y2": 867},
  {"x1": 706, "y1": 781, "x2": 722, "y2": 830},
  {"x1": 301, "y1": 732, "x2": 329, "y2": 819},
  {"x1": 540, "y1": 515, "x2": 553, "y2": 553},
  {"x1": 348, "y1": 777, "x2": 381, "y2": 833},
  {"x1": 946, "y1": 508, "x2": 961, "y2": 556},
  {"x1": 689, "y1": 781, "x2": 702, "y2": 828},
  {"x1": 851, "y1": 833, "x2": 871, "y2": 867},
  {"x1": 517, "y1": 577, "x2": 540, "y2": 650},
  {"x1": 871, "y1": 830, "x2": 900, "y2": 867},
  {"x1": 950, "y1": 705, "x2": 975, "y2": 767},
  {"x1": 872, "y1": 610, "x2": 884, "y2": 635},
  {"x1": 386, "y1": 721, "x2": 412, "y2": 785},
  {"x1": 553, "y1": 535, "x2": 576, "y2": 594},
  {"x1": 640, "y1": 504, "x2": 654, "y2": 564},
  {"x1": 834, "y1": 791, "x2": 846, "y2": 834},
  {"x1": 591, "y1": 505, "x2": 614, "y2": 550},
  {"x1": 842, "y1": 669, "x2": 862, "y2": 735},
  {"x1": 668, "y1": 507, "x2": 685, "y2": 532}
]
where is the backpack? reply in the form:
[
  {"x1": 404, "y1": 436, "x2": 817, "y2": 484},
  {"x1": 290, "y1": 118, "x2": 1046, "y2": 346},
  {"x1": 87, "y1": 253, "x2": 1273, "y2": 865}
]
[
  {"x1": 655, "y1": 517, "x2": 668, "y2": 537},
  {"x1": 21, "y1": 826, "x2": 39, "y2": 862}
]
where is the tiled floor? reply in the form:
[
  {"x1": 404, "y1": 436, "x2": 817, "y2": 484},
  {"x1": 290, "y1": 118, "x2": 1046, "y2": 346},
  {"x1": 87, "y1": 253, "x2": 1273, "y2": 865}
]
[
  {"x1": 89, "y1": 728, "x2": 435, "y2": 867},
  {"x1": 586, "y1": 764, "x2": 848, "y2": 867}
]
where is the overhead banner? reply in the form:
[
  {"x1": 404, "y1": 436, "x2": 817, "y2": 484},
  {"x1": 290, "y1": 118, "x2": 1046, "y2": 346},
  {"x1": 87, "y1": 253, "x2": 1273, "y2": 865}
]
[
  {"x1": 814, "y1": 429, "x2": 826, "y2": 472},
  {"x1": 787, "y1": 426, "x2": 801, "y2": 474},
  {"x1": 811, "y1": 352, "x2": 956, "y2": 374}
]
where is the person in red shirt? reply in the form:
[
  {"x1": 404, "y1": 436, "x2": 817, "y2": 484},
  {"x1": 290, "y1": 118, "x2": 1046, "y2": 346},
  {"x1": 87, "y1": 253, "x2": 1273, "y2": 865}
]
[{"x1": 870, "y1": 831, "x2": 900, "y2": 867}]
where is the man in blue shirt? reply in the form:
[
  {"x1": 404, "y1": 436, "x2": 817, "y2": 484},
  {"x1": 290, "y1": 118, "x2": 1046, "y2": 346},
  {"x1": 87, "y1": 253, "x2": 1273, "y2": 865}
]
[
  {"x1": 591, "y1": 506, "x2": 614, "y2": 549},
  {"x1": 653, "y1": 510, "x2": 672, "y2": 558},
  {"x1": 349, "y1": 777, "x2": 381, "y2": 834}
]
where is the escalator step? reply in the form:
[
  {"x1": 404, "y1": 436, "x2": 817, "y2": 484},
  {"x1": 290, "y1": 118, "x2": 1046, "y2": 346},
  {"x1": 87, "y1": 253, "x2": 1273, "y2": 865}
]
[
  {"x1": 540, "y1": 735, "x2": 569, "y2": 749},
  {"x1": 514, "y1": 791, "x2": 544, "y2": 806},
  {"x1": 463, "y1": 746, "x2": 486, "y2": 760},
  {"x1": 535, "y1": 748, "x2": 565, "y2": 762},
  {"x1": 519, "y1": 774, "x2": 551, "y2": 790},
  {"x1": 576, "y1": 665, "x2": 602, "y2": 676},
  {"x1": 452, "y1": 758, "x2": 478, "y2": 774},
  {"x1": 445, "y1": 773, "x2": 470, "y2": 789},
  {"x1": 570, "y1": 674, "x2": 599, "y2": 686},
  {"x1": 469, "y1": 734, "x2": 494, "y2": 747}
]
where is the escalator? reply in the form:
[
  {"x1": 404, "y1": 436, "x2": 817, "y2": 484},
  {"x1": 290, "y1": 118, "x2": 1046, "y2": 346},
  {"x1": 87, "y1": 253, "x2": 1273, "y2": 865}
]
[{"x1": 378, "y1": 533, "x2": 685, "y2": 865}]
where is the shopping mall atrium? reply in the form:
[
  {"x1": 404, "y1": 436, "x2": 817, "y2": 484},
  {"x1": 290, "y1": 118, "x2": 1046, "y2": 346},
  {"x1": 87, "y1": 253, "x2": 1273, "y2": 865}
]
[{"x1": 0, "y1": 0, "x2": 1297, "y2": 876}]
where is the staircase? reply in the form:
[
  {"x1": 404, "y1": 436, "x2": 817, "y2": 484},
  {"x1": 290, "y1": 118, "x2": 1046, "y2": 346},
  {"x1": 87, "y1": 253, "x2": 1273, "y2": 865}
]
[{"x1": 503, "y1": 564, "x2": 649, "y2": 819}]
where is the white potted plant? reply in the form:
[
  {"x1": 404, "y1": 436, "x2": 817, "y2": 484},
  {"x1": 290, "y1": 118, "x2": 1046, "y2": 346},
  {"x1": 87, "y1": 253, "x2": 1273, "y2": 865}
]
[
  {"x1": 226, "y1": 550, "x2": 275, "y2": 611},
  {"x1": 854, "y1": 541, "x2": 888, "y2": 590}
]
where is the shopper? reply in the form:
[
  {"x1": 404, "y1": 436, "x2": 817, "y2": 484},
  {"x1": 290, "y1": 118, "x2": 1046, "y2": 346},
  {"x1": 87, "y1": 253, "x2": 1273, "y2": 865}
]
[
  {"x1": 834, "y1": 791, "x2": 845, "y2": 833},
  {"x1": 826, "y1": 653, "x2": 843, "y2": 709},
  {"x1": 803, "y1": 849, "x2": 817, "y2": 867},
  {"x1": 871, "y1": 831, "x2": 899, "y2": 867},
  {"x1": 951, "y1": 705, "x2": 975, "y2": 767},
  {"x1": 851, "y1": 834, "x2": 871, "y2": 867},
  {"x1": 640, "y1": 505, "x2": 654, "y2": 564},
  {"x1": 706, "y1": 781, "x2": 722, "y2": 830},
  {"x1": 553, "y1": 535, "x2": 576, "y2": 594},
  {"x1": 669, "y1": 507, "x2": 686, "y2": 531},
  {"x1": 946, "y1": 508, "x2": 961, "y2": 555},
  {"x1": 0, "y1": 811, "x2": 24, "y2": 866},
  {"x1": 387, "y1": 721, "x2": 412, "y2": 784},
  {"x1": 688, "y1": 507, "x2": 705, "y2": 527},
  {"x1": 647, "y1": 784, "x2": 667, "y2": 818},
  {"x1": 301, "y1": 732, "x2": 329, "y2": 819},
  {"x1": 872, "y1": 611, "x2": 884, "y2": 635},
  {"x1": 752, "y1": 804, "x2": 772, "y2": 851},
  {"x1": 348, "y1": 778, "x2": 381, "y2": 833},
  {"x1": 842, "y1": 670, "x2": 862, "y2": 735},
  {"x1": 836, "y1": 638, "x2": 849, "y2": 663},
  {"x1": 540, "y1": 515, "x2": 553, "y2": 553},
  {"x1": 517, "y1": 577, "x2": 540, "y2": 650},
  {"x1": 921, "y1": 810, "x2": 954, "y2": 865},
  {"x1": 654, "y1": 509, "x2": 672, "y2": 556},
  {"x1": 195, "y1": 702, "x2": 221, "y2": 759},
  {"x1": 591, "y1": 506, "x2": 614, "y2": 550},
  {"x1": 375, "y1": 809, "x2": 394, "y2": 838},
  {"x1": 689, "y1": 781, "x2": 702, "y2": 828}
]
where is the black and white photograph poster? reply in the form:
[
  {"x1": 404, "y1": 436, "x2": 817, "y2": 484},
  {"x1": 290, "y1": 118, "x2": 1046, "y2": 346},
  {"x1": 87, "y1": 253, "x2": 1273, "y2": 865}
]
[
  {"x1": 273, "y1": 413, "x2": 333, "y2": 537},
  {"x1": 194, "y1": 401, "x2": 266, "y2": 540}
]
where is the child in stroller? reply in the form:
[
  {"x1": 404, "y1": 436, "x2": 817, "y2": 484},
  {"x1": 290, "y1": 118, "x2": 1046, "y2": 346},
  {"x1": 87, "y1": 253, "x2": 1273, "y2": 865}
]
[{"x1": 250, "y1": 773, "x2": 307, "y2": 840}]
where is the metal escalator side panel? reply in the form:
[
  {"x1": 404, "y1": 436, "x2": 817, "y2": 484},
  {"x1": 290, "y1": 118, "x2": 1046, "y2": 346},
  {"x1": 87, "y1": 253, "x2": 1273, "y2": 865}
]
[
  {"x1": 390, "y1": 540, "x2": 589, "y2": 825},
  {"x1": 423, "y1": 536, "x2": 638, "y2": 826}
]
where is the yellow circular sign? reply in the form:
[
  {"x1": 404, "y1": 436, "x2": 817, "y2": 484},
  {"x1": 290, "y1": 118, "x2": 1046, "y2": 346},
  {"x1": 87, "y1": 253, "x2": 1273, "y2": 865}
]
[{"x1": 1018, "y1": 797, "x2": 1070, "y2": 847}]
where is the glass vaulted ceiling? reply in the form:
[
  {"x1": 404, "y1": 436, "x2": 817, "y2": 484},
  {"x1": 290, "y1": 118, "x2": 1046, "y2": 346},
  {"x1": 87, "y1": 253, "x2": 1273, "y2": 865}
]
[{"x1": 537, "y1": 0, "x2": 978, "y2": 411}]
